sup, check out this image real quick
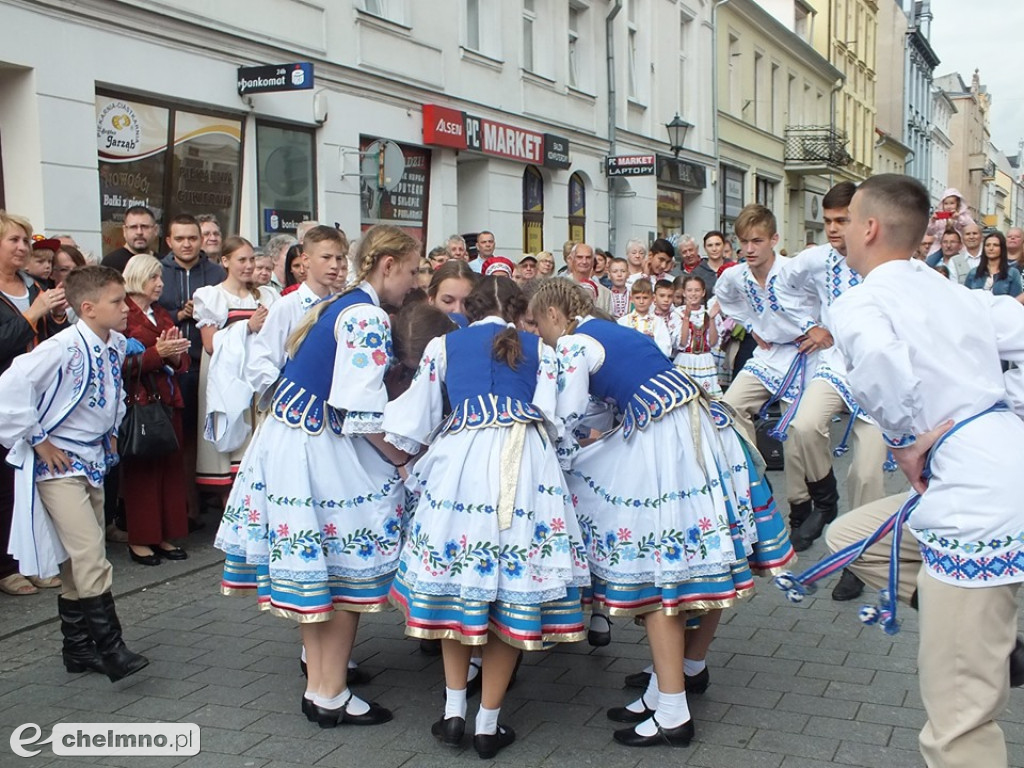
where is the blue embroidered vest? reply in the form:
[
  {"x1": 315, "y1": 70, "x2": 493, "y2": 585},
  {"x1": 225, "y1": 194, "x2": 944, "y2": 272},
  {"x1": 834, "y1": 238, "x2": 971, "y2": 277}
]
[
  {"x1": 439, "y1": 324, "x2": 545, "y2": 434},
  {"x1": 272, "y1": 289, "x2": 372, "y2": 435},
  {"x1": 576, "y1": 318, "x2": 701, "y2": 438}
]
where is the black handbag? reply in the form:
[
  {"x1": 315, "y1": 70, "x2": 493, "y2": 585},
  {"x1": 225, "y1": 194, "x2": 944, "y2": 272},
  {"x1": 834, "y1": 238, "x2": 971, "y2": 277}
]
[{"x1": 119, "y1": 362, "x2": 178, "y2": 460}]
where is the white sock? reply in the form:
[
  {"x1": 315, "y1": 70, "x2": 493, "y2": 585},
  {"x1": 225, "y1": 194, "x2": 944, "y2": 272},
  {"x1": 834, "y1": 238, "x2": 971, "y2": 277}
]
[
  {"x1": 445, "y1": 687, "x2": 468, "y2": 720},
  {"x1": 683, "y1": 658, "x2": 706, "y2": 677},
  {"x1": 303, "y1": 689, "x2": 316, "y2": 701},
  {"x1": 348, "y1": 659, "x2": 358, "y2": 670},
  {"x1": 467, "y1": 658, "x2": 481, "y2": 683},
  {"x1": 625, "y1": 670, "x2": 659, "y2": 713},
  {"x1": 301, "y1": 646, "x2": 307, "y2": 664},
  {"x1": 654, "y1": 690, "x2": 690, "y2": 729},
  {"x1": 315, "y1": 688, "x2": 370, "y2": 715},
  {"x1": 590, "y1": 613, "x2": 611, "y2": 633},
  {"x1": 475, "y1": 704, "x2": 500, "y2": 736}
]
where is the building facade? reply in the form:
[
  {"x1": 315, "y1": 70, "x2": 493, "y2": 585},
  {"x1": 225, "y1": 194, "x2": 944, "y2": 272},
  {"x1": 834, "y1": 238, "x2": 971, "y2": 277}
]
[
  {"x1": 806, "y1": 0, "x2": 879, "y2": 182},
  {"x1": 0, "y1": 0, "x2": 721, "y2": 263},
  {"x1": 929, "y1": 87, "x2": 956, "y2": 206},
  {"x1": 900, "y1": 0, "x2": 939, "y2": 190},
  {"x1": 873, "y1": 0, "x2": 910, "y2": 176},
  {"x1": 935, "y1": 70, "x2": 990, "y2": 219},
  {"x1": 717, "y1": 0, "x2": 843, "y2": 251}
]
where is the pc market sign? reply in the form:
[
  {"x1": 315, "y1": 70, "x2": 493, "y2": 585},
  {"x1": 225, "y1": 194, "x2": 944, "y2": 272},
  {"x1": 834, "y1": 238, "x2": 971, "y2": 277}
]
[{"x1": 237, "y1": 63, "x2": 314, "y2": 96}]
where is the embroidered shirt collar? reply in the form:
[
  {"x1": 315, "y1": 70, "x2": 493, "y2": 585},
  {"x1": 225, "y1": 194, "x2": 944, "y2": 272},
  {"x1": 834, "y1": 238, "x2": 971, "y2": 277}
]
[
  {"x1": 356, "y1": 281, "x2": 381, "y2": 307},
  {"x1": 77, "y1": 322, "x2": 116, "y2": 355}
]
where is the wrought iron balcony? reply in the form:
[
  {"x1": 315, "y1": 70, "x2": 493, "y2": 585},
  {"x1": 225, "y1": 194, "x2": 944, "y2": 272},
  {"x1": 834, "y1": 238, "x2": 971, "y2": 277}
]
[{"x1": 784, "y1": 126, "x2": 852, "y2": 173}]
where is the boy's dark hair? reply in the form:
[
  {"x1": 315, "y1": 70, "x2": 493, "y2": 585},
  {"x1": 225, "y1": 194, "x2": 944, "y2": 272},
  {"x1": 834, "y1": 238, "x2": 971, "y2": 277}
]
[
  {"x1": 822, "y1": 181, "x2": 857, "y2": 210},
  {"x1": 703, "y1": 230, "x2": 726, "y2": 245},
  {"x1": 630, "y1": 279, "x2": 653, "y2": 295},
  {"x1": 167, "y1": 213, "x2": 200, "y2": 234},
  {"x1": 654, "y1": 279, "x2": 675, "y2": 292},
  {"x1": 64, "y1": 266, "x2": 124, "y2": 313},
  {"x1": 734, "y1": 204, "x2": 777, "y2": 238},
  {"x1": 649, "y1": 238, "x2": 675, "y2": 258},
  {"x1": 857, "y1": 174, "x2": 930, "y2": 252}
]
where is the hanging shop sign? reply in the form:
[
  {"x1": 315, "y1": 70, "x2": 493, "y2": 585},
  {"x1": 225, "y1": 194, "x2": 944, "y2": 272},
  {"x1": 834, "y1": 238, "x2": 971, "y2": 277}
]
[
  {"x1": 421, "y1": 104, "x2": 570, "y2": 169},
  {"x1": 605, "y1": 155, "x2": 656, "y2": 176}
]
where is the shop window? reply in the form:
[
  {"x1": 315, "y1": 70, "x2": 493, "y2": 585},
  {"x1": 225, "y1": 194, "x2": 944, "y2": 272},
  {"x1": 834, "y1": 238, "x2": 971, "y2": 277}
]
[
  {"x1": 256, "y1": 122, "x2": 317, "y2": 244},
  {"x1": 657, "y1": 188, "x2": 683, "y2": 238},
  {"x1": 568, "y1": 172, "x2": 586, "y2": 243},
  {"x1": 96, "y1": 92, "x2": 242, "y2": 255},
  {"x1": 523, "y1": 165, "x2": 544, "y2": 253},
  {"x1": 359, "y1": 136, "x2": 431, "y2": 243},
  {"x1": 755, "y1": 176, "x2": 775, "y2": 211}
]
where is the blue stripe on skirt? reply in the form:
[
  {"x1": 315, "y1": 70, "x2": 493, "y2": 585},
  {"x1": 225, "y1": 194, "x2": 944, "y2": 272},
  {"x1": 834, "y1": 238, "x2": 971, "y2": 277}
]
[
  {"x1": 593, "y1": 442, "x2": 795, "y2": 617},
  {"x1": 389, "y1": 560, "x2": 586, "y2": 651}
]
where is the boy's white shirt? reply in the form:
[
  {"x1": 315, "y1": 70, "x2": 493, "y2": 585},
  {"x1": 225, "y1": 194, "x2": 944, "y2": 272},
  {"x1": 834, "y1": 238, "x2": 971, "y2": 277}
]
[{"x1": 0, "y1": 324, "x2": 127, "y2": 578}]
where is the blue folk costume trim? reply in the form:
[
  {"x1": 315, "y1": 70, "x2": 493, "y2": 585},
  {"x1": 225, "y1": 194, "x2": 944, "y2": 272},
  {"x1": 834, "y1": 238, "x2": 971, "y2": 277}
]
[
  {"x1": 440, "y1": 394, "x2": 545, "y2": 435},
  {"x1": 271, "y1": 380, "x2": 346, "y2": 436},
  {"x1": 774, "y1": 402, "x2": 1009, "y2": 635},
  {"x1": 756, "y1": 351, "x2": 808, "y2": 441},
  {"x1": 621, "y1": 367, "x2": 702, "y2": 439}
]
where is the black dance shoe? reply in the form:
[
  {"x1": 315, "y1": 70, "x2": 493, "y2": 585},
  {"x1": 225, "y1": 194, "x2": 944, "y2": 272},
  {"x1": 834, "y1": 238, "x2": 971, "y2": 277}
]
[
  {"x1": 587, "y1": 614, "x2": 612, "y2": 647},
  {"x1": 419, "y1": 638, "x2": 443, "y2": 655},
  {"x1": 155, "y1": 546, "x2": 188, "y2": 561},
  {"x1": 314, "y1": 695, "x2": 393, "y2": 728},
  {"x1": 431, "y1": 715, "x2": 465, "y2": 747},
  {"x1": 301, "y1": 696, "x2": 316, "y2": 722},
  {"x1": 127, "y1": 547, "x2": 161, "y2": 566},
  {"x1": 347, "y1": 666, "x2": 373, "y2": 686},
  {"x1": 607, "y1": 696, "x2": 655, "y2": 723},
  {"x1": 473, "y1": 724, "x2": 515, "y2": 759},
  {"x1": 613, "y1": 718, "x2": 694, "y2": 748},
  {"x1": 624, "y1": 667, "x2": 710, "y2": 694},
  {"x1": 831, "y1": 569, "x2": 864, "y2": 601}
]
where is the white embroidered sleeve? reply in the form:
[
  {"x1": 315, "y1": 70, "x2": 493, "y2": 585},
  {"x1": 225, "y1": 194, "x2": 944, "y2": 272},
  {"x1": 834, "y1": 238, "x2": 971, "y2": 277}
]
[
  {"x1": 712, "y1": 268, "x2": 756, "y2": 332},
  {"x1": 554, "y1": 334, "x2": 605, "y2": 468},
  {"x1": 329, "y1": 304, "x2": 393, "y2": 435},
  {"x1": 382, "y1": 335, "x2": 448, "y2": 452},
  {"x1": 0, "y1": 339, "x2": 64, "y2": 448},
  {"x1": 774, "y1": 249, "x2": 824, "y2": 333},
  {"x1": 833, "y1": 291, "x2": 920, "y2": 448}
]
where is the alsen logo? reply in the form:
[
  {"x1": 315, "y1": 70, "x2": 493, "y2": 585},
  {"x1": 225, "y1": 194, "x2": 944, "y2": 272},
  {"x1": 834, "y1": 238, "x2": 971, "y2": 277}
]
[{"x1": 435, "y1": 117, "x2": 462, "y2": 137}]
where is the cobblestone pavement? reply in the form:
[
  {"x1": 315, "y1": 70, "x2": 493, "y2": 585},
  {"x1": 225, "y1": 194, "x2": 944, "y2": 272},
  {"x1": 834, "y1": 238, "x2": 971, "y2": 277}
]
[{"x1": 2, "y1": 451, "x2": 1024, "y2": 768}]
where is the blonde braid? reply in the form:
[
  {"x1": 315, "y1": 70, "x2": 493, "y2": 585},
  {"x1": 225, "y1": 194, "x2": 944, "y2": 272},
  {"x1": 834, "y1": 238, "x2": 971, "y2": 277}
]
[{"x1": 530, "y1": 278, "x2": 594, "y2": 333}]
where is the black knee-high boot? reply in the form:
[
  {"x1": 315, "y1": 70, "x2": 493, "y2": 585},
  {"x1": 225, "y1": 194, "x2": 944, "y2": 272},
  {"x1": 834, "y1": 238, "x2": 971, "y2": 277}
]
[
  {"x1": 58, "y1": 595, "x2": 106, "y2": 674},
  {"x1": 791, "y1": 470, "x2": 839, "y2": 551},
  {"x1": 77, "y1": 592, "x2": 148, "y2": 682}
]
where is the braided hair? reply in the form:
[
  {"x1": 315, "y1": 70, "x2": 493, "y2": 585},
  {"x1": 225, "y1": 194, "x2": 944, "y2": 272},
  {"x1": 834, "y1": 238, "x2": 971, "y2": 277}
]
[
  {"x1": 528, "y1": 277, "x2": 596, "y2": 335},
  {"x1": 463, "y1": 276, "x2": 529, "y2": 367}
]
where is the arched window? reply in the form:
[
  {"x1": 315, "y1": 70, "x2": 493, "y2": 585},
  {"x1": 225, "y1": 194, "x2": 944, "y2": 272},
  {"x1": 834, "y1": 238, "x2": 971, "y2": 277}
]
[
  {"x1": 522, "y1": 165, "x2": 544, "y2": 253},
  {"x1": 568, "y1": 172, "x2": 586, "y2": 243}
]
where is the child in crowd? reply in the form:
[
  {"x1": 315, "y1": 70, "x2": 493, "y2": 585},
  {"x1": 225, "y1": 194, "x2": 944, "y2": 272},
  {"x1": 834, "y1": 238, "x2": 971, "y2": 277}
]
[
  {"x1": 673, "y1": 275, "x2": 721, "y2": 395},
  {"x1": 427, "y1": 259, "x2": 478, "y2": 325},
  {"x1": 193, "y1": 237, "x2": 277, "y2": 502},
  {"x1": 384, "y1": 277, "x2": 589, "y2": 758},
  {"x1": 618, "y1": 279, "x2": 671, "y2": 356},
  {"x1": 418, "y1": 257, "x2": 434, "y2": 289},
  {"x1": 925, "y1": 187, "x2": 975, "y2": 240},
  {"x1": 0, "y1": 266, "x2": 149, "y2": 682},
  {"x1": 27, "y1": 238, "x2": 57, "y2": 283},
  {"x1": 215, "y1": 224, "x2": 418, "y2": 729},
  {"x1": 653, "y1": 278, "x2": 682, "y2": 354},
  {"x1": 607, "y1": 257, "x2": 630, "y2": 318},
  {"x1": 646, "y1": 238, "x2": 676, "y2": 283},
  {"x1": 247, "y1": 226, "x2": 348, "y2": 404}
]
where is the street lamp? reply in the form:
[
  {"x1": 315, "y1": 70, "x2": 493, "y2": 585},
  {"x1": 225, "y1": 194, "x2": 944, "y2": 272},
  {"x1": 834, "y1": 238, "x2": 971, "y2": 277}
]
[{"x1": 665, "y1": 113, "x2": 693, "y2": 158}]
